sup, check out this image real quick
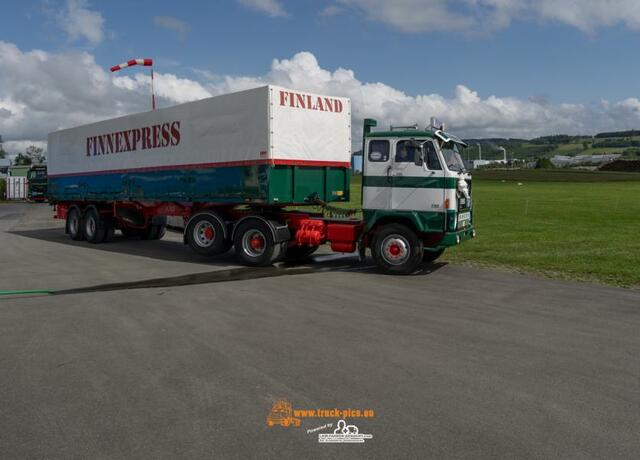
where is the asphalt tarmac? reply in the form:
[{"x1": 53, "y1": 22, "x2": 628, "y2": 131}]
[{"x1": 1, "y1": 202, "x2": 638, "y2": 459}]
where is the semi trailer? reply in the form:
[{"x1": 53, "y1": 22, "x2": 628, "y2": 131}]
[{"x1": 47, "y1": 85, "x2": 474, "y2": 274}]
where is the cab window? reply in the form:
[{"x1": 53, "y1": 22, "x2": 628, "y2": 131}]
[
  {"x1": 395, "y1": 140, "x2": 442, "y2": 170},
  {"x1": 425, "y1": 142, "x2": 442, "y2": 170},
  {"x1": 395, "y1": 140, "x2": 417, "y2": 163},
  {"x1": 368, "y1": 140, "x2": 389, "y2": 162}
]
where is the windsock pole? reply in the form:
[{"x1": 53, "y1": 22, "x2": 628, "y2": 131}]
[
  {"x1": 110, "y1": 58, "x2": 156, "y2": 110},
  {"x1": 150, "y1": 67, "x2": 156, "y2": 110}
]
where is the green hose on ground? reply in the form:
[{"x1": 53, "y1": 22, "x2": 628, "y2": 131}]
[{"x1": 0, "y1": 289, "x2": 56, "y2": 296}]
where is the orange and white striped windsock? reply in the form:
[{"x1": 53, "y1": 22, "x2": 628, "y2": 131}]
[
  {"x1": 110, "y1": 58, "x2": 153, "y2": 72},
  {"x1": 110, "y1": 58, "x2": 156, "y2": 110}
]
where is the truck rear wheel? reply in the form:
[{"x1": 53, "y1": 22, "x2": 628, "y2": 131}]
[
  {"x1": 67, "y1": 207, "x2": 84, "y2": 241},
  {"x1": 83, "y1": 207, "x2": 107, "y2": 244},
  {"x1": 186, "y1": 213, "x2": 231, "y2": 255},
  {"x1": 233, "y1": 219, "x2": 282, "y2": 266},
  {"x1": 372, "y1": 223, "x2": 423, "y2": 275}
]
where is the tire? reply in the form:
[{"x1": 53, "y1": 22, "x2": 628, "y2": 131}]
[
  {"x1": 233, "y1": 219, "x2": 282, "y2": 267},
  {"x1": 372, "y1": 223, "x2": 423, "y2": 275},
  {"x1": 83, "y1": 207, "x2": 107, "y2": 244},
  {"x1": 142, "y1": 224, "x2": 166, "y2": 241},
  {"x1": 283, "y1": 245, "x2": 318, "y2": 262},
  {"x1": 186, "y1": 213, "x2": 231, "y2": 255},
  {"x1": 67, "y1": 207, "x2": 84, "y2": 241},
  {"x1": 103, "y1": 218, "x2": 116, "y2": 242},
  {"x1": 141, "y1": 216, "x2": 167, "y2": 241},
  {"x1": 423, "y1": 248, "x2": 444, "y2": 263}
]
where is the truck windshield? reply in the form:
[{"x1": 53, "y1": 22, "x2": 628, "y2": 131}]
[
  {"x1": 29, "y1": 170, "x2": 46, "y2": 179},
  {"x1": 441, "y1": 143, "x2": 466, "y2": 172}
]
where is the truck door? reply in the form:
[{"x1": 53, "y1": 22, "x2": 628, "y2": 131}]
[
  {"x1": 391, "y1": 139, "x2": 445, "y2": 218},
  {"x1": 362, "y1": 139, "x2": 392, "y2": 210}
]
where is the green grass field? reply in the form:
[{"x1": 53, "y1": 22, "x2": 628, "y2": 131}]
[
  {"x1": 444, "y1": 180, "x2": 640, "y2": 287},
  {"x1": 472, "y1": 169, "x2": 640, "y2": 182},
  {"x1": 344, "y1": 172, "x2": 640, "y2": 288}
]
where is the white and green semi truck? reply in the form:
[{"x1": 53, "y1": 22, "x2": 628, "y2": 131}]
[{"x1": 48, "y1": 86, "x2": 474, "y2": 274}]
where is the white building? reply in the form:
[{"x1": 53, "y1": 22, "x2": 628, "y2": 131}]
[{"x1": 551, "y1": 154, "x2": 621, "y2": 167}]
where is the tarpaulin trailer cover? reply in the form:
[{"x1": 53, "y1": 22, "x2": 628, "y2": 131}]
[{"x1": 47, "y1": 85, "x2": 352, "y2": 204}]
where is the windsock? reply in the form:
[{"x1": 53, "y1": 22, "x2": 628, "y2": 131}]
[
  {"x1": 110, "y1": 58, "x2": 155, "y2": 110},
  {"x1": 110, "y1": 58, "x2": 153, "y2": 72}
]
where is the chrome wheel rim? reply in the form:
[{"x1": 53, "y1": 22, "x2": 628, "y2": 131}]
[
  {"x1": 242, "y1": 230, "x2": 266, "y2": 258},
  {"x1": 194, "y1": 221, "x2": 215, "y2": 248},
  {"x1": 381, "y1": 235, "x2": 410, "y2": 265}
]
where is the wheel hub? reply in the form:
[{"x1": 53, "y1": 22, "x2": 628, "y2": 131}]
[
  {"x1": 381, "y1": 235, "x2": 410, "y2": 265},
  {"x1": 242, "y1": 230, "x2": 267, "y2": 257},
  {"x1": 204, "y1": 227, "x2": 214, "y2": 241},
  {"x1": 250, "y1": 236, "x2": 264, "y2": 250},
  {"x1": 195, "y1": 221, "x2": 216, "y2": 247}
]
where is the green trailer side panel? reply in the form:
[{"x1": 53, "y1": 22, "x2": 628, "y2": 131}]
[
  {"x1": 293, "y1": 167, "x2": 324, "y2": 202},
  {"x1": 268, "y1": 165, "x2": 349, "y2": 204},
  {"x1": 267, "y1": 167, "x2": 294, "y2": 203},
  {"x1": 324, "y1": 167, "x2": 349, "y2": 202}
]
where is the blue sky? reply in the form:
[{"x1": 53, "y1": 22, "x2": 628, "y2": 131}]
[{"x1": 2, "y1": 0, "x2": 640, "y2": 151}]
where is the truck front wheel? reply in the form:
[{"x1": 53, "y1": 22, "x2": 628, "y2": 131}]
[
  {"x1": 233, "y1": 219, "x2": 282, "y2": 266},
  {"x1": 372, "y1": 224, "x2": 423, "y2": 275}
]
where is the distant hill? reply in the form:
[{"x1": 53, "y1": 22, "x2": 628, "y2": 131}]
[{"x1": 463, "y1": 129, "x2": 640, "y2": 161}]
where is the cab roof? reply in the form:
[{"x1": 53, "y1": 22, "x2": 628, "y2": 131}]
[
  {"x1": 366, "y1": 129, "x2": 437, "y2": 138},
  {"x1": 366, "y1": 129, "x2": 468, "y2": 147}
]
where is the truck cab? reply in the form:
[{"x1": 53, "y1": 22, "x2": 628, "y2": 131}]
[
  {"x1": 362, "y1": 118, "x2": 475, "y2": 273},
  {"x1": 27, "y1": 164, "x2": 48, "y2": 202}
]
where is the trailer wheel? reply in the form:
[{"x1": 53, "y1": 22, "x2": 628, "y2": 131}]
[
  {"x1": 283, "y1": 245, "x2": 318, "y2": 262},
  {"x1": 234, "y1": 219, "x2": 282, "y2": 266},
  {"x1": 186, "y1": 213, "x2": 230, "y2": 255},
  {"x1": 423, "y1": 248, "x2": 444, "y2": 263},
  {"x1": 83, "y1": 207, "x2": 107, "y2": 244},
  {"x1": 67, "y1": 207, "x2": 84, "y2": 241},
  {"x1": 142, "y1": 224, "x2": 166, "y2": 241},
  {"x1": 103, "y1": 218, "x2": 116, "y2": 242},
  {"x1": 372, "y1": 223, "x2": 423, "y2": 275}
]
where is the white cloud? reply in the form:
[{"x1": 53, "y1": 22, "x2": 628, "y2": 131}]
[
  {"x1": 335, "y1": 0, "x2": 640, "y2": 34},
  {"x1": 3, "y1": 42, "x2": 640, "y2": 152},
  {"x1": 237, "y1": 0, "x2": 288, "y2": 18},
  {"x1": 3, "y1": 140, "x2": 48, "y2": 156},
  {"x1": 58, "y1": 0, "x2": 105, "y2": 45},
  {"x1": 113, "y1": 73, "x2": 211, "y2": 104},
  {"x1": 153, "y1": 16, "x2": 190, "y2": 40}
]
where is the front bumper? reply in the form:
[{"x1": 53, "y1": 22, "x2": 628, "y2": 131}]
[{"x1": 434, "y1": 225, "x2": 476, "y2": 250}]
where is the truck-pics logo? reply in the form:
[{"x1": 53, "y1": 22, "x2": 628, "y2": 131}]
[
  {"x1": 266, "y1": 398, "x2": 375, "y2": 428},
  {"x1": 279, "y1": 90, "x2": 344, "y2": 113},
  {"x1": 266, "y1": 399, "x2": 302, "y2": 427},
  {"x1": 86, "y1": 121, "x2": 181, "y2": 156},
  {"x1": 318, "y1": 420, "x2": 373, "y2": 444}
]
